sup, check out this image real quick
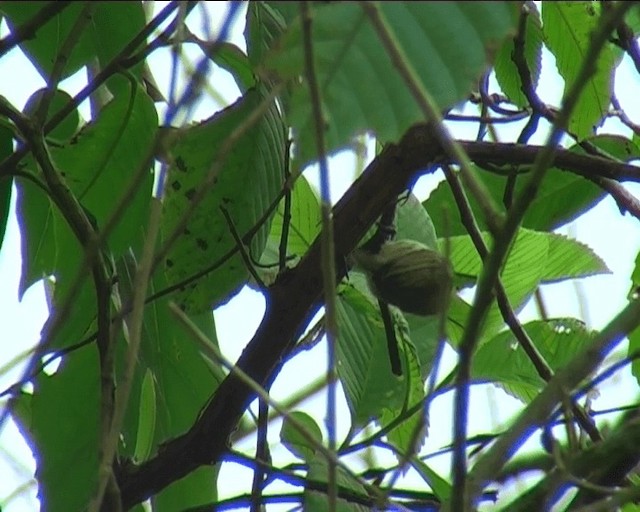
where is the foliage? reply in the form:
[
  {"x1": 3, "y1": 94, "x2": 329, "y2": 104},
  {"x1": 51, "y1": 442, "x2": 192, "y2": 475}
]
[{"x1": 0, "y1": 2, "x2": 639, "y2": 511}]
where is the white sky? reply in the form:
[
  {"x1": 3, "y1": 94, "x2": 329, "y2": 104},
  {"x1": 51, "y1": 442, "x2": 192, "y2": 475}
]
[{"x1": 1, "y1": 2, "x2": 640, "y2": 511}]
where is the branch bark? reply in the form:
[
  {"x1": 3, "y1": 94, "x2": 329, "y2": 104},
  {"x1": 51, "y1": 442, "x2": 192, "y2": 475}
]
[{"x1": 117, "y1": 125, "x2": 640, "y2": 508}]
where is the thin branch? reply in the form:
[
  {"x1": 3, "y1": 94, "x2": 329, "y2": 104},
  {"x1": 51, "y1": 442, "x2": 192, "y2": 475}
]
[
  {"x1": 590, "y1": 175, "x2": 640, "y2": 220},
  {"x1": 167, "y1": 302, "x2": 374, "y2": 498},
  {"x1": 0, "y1": 1, "x2": 187, "y2": 179},
  {"x1": 615, "y1": 19, "x2": 640, "y2": 75},
  {"x1": 456, "y1": 5, "x2": 634, "y2": 508},
  {"x1": 250, "y1": 395, "x2": 270, "y2": 512},
  {"x1": 220, "y1": 206, "x2": 266, "y2": 290},
  {"x1": 279, "y1": 140, "x2": 293, "y2": 272},
  {"x1": 33, "y1": 3, "x2": 96, "y2": 125},
  {"x1": 443, "y1": 165, "x2": 601, "y2": 440},
  {"x1": 467, "y1": 299, "x2": 640, "y2": 506},
  {"x1": 300, "y1": 3, "x2": 340, "y2": 510},
  {"x1": 0, "y1": 2, "x2": 72, "y2": 57}
]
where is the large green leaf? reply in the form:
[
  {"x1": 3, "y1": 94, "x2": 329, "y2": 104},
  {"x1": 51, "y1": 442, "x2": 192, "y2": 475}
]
[
  {"x1": 116, "y1": 254, "x2": 222, "y2": 510},
  {"x1": 446, "y1": 229, "x2": 608, "y2": 287},
  {"x1": 380, "y1": 336, "x2": 428, "y2": 456},
  {"x1": 246, "y1": 2, "x2": 288, "y2": 69},
  {"x1": 211, "y1": 42, "x2": 257, "y2": 93},
  {"x1": 23, "y1": 89, "x2": 81, "y2": 143},
  {"x1": 494, "y1": 1, "x2": 543, "y2": 108},
  {"x1": 444, "y1": 228, "x2": 608, "y2": 343},
  {"x1": 161, "y1": 85, "x2": 285, "y2": 313},
  {"x1": 18, "y1": 84, "x2": 156, "y2": 295},
  {"x1": 541, "y1": 2, "x2": 618, "y2": 139},
  {"x1": 15, "y1": 177, "x2": 97, "y2": 350},
  {"x1": 304, "y1": 455, "x2": 370, "y2": 512},
  {"x1": 1, "y1": 3, "x2": 95, "y2": 81},
  {"x1": 265, "y1": 2, "x2": 518, "y2": 164},
  {"x1": 281, "y1": 410, "x2": 323, "y2": 462},
  {"x1": 91, "y1": 3, "x2": 146, "y2": 94},
  {"x1": 12, "y1": 346, "x2": 100, "y2": 512},
  {"x1": 471, "y1": 318, "x2": 596, "y2": 402},
  {"x1": 16, "y1": 85, "x2": 155, "y2": 349},
  {"x1": 410, "y1": 458, "x2": 452, "y2": 503},
  {"x1": 0, "y1": 125, "x2": 13, "y2": 252},
  {"x1": 336, "y1": 285, "x2": 407, "y2": 427},
  {"x1": 1, "y1": 3, "x2": 145, "y2": 91},
  {"x1": 49, "y1": 81, "x2": 156, "y2": 255}
]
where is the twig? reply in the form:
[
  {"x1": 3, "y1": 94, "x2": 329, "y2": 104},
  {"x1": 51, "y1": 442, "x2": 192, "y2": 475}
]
[
  {"x1": 279, "y1": 140, "x2": 293, "y2": 272},
  {"x1": 300, "y1": 3, "x2": 340, "y2": 510},
  {"x1": 0, "y1": 1, "x2": 187, "y2": 179},
  {"x1": 33, "y1": 3, "x2": 96, "y2": 125},
  {"x1": 0, "y1": 2, "x2": 72, "y2": 57},
  {"x1": 615, "y1": 19, "x2": 640, "y2": 75},
  {"x1": 590, "y1": 175, "x2": 640, "y2": 220},
  {"x1": 455, "y1": 5, "x2": 634, "y2": 507},
  {"x1": 220, "y1": 206, "x2": 266, "y2": 290},
  {"x1": 167, "y1": 302, "x2": 373, "y2": 497},
  {"x1": 444, "y1": 165, "x2": 601, "y2": 439},
  {"x1": 250, "y1": 395, "x2": 270, "y2": 512},
  {"x1": 466, "y1": 298, "x2": 640, "y2": 506}
]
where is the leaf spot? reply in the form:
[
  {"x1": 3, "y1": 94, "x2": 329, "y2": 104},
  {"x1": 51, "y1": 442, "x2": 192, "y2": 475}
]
[{"x1": 196, "y1": 238, "x2": 208, "y2": 251}]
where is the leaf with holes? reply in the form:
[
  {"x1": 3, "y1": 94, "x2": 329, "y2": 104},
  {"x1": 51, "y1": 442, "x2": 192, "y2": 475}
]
[
  {"x1": 161, "y1": 86, "x2": 285, "y2": 313},
  {"x1": 472, "y1": 318, "x2": 596, "y2": 402}
]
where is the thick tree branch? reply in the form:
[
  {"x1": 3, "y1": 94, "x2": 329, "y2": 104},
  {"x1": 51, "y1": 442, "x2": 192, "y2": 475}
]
[
  {"x1": 118, "y1": 123, "x2": 443, "y2": 508},
  {"x1": 111, "y1": 126, "x2": 639, "y2": 508}
]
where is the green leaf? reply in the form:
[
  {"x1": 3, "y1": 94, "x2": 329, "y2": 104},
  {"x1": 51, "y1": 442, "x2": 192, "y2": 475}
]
[
  {"x1": 152, "y1": 466, "x2": 219, "y2": 512},
  {"x1": 162, "y1": 85, "x2": 285, "y2": 313},
  {"x1": 12, "y1": 346, "x2": 100, "y2": 512},
  {"x1": 48, "y1": 82, "x2": 156, "y2": 256},
  {"x1": 336, "y1": 285, "x2": 407, "y2": 427},
  {"x1": 116, "y1": 254, "x2": 223, "y2": 456},
  {"x1": 381, "y1": 336, "x2": 428, "y2": 456},
  {"x1": 116, "y1": 255, "x2": 222, "y2": 510},
  {"x1": 270, "y1": 173, "x2": 321, "y2": 257},
  {"x1": 494, "y1": 1, "x2": 543, "y2": 107},
  {"x1": 23, "y1": 89, "x2": 80, "y2": 143},
  {"x1": 304, "y1": 455, "x2": 370, "y2": 512},
  {"x1": 246, "y1": 2, "x2": 288, "y2": 69},
  {"x1": 15, "y1": 177, "x2": 98, "y2": 350},
  {"x1": 447, "y1": 228, "x2": 548, "y2": 307},
  {"x1": 211, "y1": 42, "x2": 257, "y2": 93},
  {"x1": 0, "y1": 125, "x2": 13, "y2": 252},
  {"x1": 471, "y1": 318, "x2": 596, "y2": 402},
  {"x1": 265, "y1": 2, "x2": 518, "y2": 164},
  {"x1": 425, "y1": 135, "x2": 639, "y2": 233},
  {"x1": 410, "y1": 458, "x2": 452, "y2": 502},
  {"x1": 281, "y1": 410, "x2": 323, "y2": 462},
  {"x1": 1, "y1": 3, "x2": 95, "y2": 81},
  {"x1": 396, "y1": 193, "x2": 438, "y2": 251},
  {"x1": 91, "y1": 3, "x2": 146, "y2": 93},
  {"x1": 542, "y1": 2, "x2": 617, "y2": 139},
  {"x1": 541, "y1": 232, "x2": 610, "y2": 283},
  {"x1": 443, "y1": 228, "x2": 608, "y2": 343},
  {"x1": 133, "y1": 368, "x2": 156, "y2": 463}
]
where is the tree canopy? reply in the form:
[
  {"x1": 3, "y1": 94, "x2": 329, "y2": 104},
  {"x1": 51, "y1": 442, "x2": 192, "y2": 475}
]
[{"x1": 1, "y1": 2, "x2": 640, "y2": 511}]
